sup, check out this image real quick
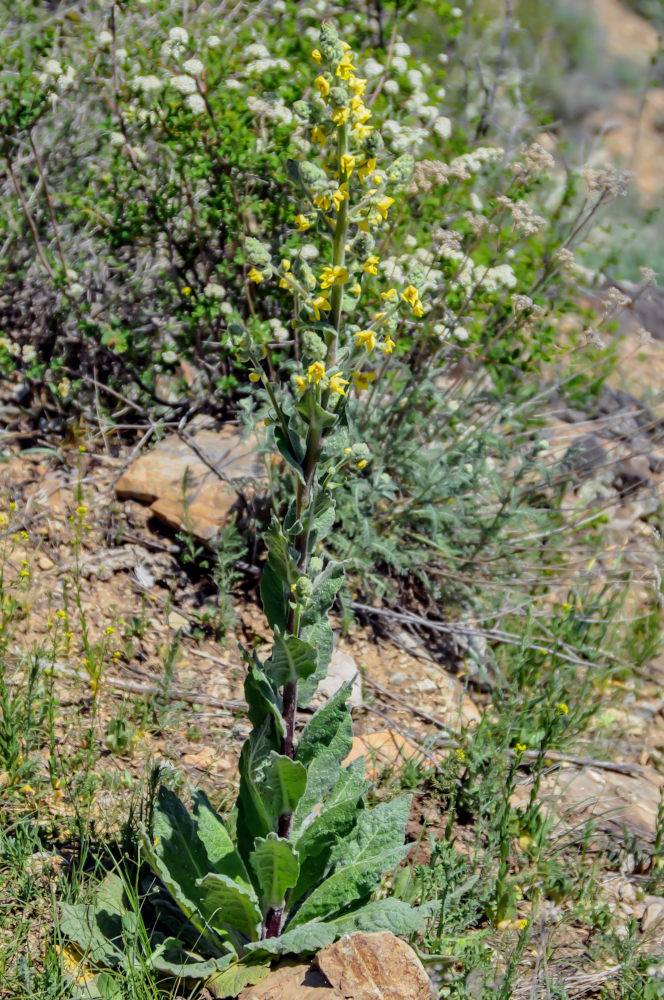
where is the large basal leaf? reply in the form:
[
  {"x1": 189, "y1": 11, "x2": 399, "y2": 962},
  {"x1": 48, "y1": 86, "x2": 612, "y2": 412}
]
[
  {"x1": 236, "y1": 723, "x2": 279, "y2": 866},
  {"x1": 205, "y1": 959, "x2": 271, "y2": 999},
  {"x1": 263, "y1": 631, "x2": 317, "y2": 688},
  {"x1": 246, "y1": 897, "x2": 429, "y2": 958},
  {"x1": 244, "y1": 664, "x2": 286, "y2": 738},
  {"x1": 196, "y1": 874, "x2": 262, "y2": 943},
  {"x1": 60, "y1": 872, "x2": 127, "y2": 969},
  {"x1": 291, "y1": 794, "x2": 361, "y2": 904},
  {"x1": 149, "y1": 937, "x2": 234, "y2": 979},
  {"x1": 288, "y1": 796, "x2": 412, "y2": 928},
  {"x1": 191, "y1": 790, "x2": 252, "y2": 891},
  {"x1": 260, "y1": 751, "x2": 308, "y2": 822},
  {"x1": 249, "y1": 833, "x2": 300, "y2": 910}
]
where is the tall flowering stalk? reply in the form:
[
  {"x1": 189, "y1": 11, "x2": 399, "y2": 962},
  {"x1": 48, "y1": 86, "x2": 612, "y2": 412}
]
[{"x1": 62, "y1": 25, "x2": 429, "y2": 994}]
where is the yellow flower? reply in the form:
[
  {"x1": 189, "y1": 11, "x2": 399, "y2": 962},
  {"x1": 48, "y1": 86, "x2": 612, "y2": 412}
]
[
  {"x1": 376, "y1": 196, "x2": 394, "y2": 219},
  {"x1": 363, "y1": 255, "x2": 380, "y2": 276},
  {"x1": 353, "y1": 122, "x2": 374, "y2": 139},
  {"x1": 320, "y1": 265, "x2": 349, "y2": 289},
  {"x1": 455, "y1": 748, "x2": 465, "y2": 761},
  {"x1": 349, "y1": 75, "x2": 367, "y2": 97},
  {"x1": 281, "y1": 259, "x2": 290, "y2": 271},
  {"x1": 351, "y1": 283, "x2": 361, "y2": 295},
  {"x1": 315, "y1": 75, "x2": 330, "y2": 98},
  {"x1": 354, "y1": 328, "x2": 375, "y2": 351},
  {"x1": 381, "y1": 334, "x2": 396, "y2": 354},
  {"x1": 311, "y1": 48, "x2": 322, "y2": 64},
  {"x1": 293, "y1": 375, "x2": 307, "y2": 394},
  {"x1": 248, "y1": 268, "x2": 264, "y2": 284},
  {"x1": 314, "y1": 193, "x2": 332, "y2": 211},
  {"x1": 307, "y1": 361, "x2": 326, "y2": 385},
  {"x1": 329, "y1": 373, "x2": 349, "y2": 396},
  {"x1": 515, "y1": 742, "x2": 527, "y2": 754},
  {"x1": 294, "y1": 214, "x2": 311, "y2": 232},
  {"x1": 340, "y1": 153, "x2": 355, "y2": 178},
  {"x1": 381, "y1": 287, "x2": 398, "y2": 301},
  {"x1": 557, "y1": 702, "x2": 569, "y2": 715},
  {"x1": 311, "y1": 294, "x2": 331, "y2": 320},
  {"x1": 249, "y1": 372, "x2": 261, "y2": 382},
  {"x1": 352, "y1": 371, "x2": 376, "y2": 391},
  {"x1": 335, "y1": 53, "x2": 356, "y2": 80},
  {"x1": 181, "y1": 285, "x2": 192, "y2": 296},
  {"x1": 401, "y1": 284, "x2": 422, "y2": 312},
  {"x1": 311, "y1": 126, "x2": 327, "y2": 147},
  {"x1": 356, "y1": 459, "x2": 367, "y2": 469},
  {"x1": 358, "y1": 157, "x2": 376, "y2": 182},
  {"x1": 351, "y1": 102, "x2": 372, "y2": 125},
  {"x1": 332, "y1": 183, "x2": 349, "y2": 211},
  {"x1": 331, "y1": 107, "x2": 350, "y2": 126}
]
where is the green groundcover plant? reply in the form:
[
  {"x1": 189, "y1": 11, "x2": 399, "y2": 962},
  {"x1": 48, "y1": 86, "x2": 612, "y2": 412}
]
[{"x1": 60, "y1": 24, "x2": 434, "y2": 998}]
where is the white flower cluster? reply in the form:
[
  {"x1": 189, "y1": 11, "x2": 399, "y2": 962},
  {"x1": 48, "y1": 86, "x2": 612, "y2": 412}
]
[
  {"x1": 246, "y1": 96, "x2": 293, "y2": 125},
  {"x1": 240, "y1": 42, "x2": 290, "y2": 76},
  {"x1": 162, "y1": 26, "x2": 189, "y2": 59}
]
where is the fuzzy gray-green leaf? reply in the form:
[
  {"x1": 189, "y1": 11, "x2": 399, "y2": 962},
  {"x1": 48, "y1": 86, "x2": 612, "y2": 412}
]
[
  {"x1": 249, "y1": 833, "x2": 300, "y2": 910},
  {"x1": 196, "y1": 874, "x2": 262, "y2": 942}
]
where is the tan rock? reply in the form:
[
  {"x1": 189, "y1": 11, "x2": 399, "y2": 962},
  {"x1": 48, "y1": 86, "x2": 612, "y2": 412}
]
[
  {"x1": 115, "y1": 425, "x2": 262, "y2": 543},
  {"x1": 642, "y1": 900, "x2": 664, "y2": 934},
  {"x1": 344, "y1": 729, "x2": 430, "y2": 780},
  {"x1": 315, "y1": 931, "x2": 433, "y2": 1000},
  {"x1": 237, "y1": 962, "x2": 339, "y2": 1000}
]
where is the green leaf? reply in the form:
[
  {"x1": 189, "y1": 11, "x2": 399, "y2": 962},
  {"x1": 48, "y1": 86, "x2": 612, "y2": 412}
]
[
  {"x1": 87, "y1": 972, "x2": 125, "y2": 1000},
  {"x1": 247, "y1": 898, "x2": 429, "y2": 958},
  {"x1": 291, "y1": 795, "x2": 360, "y2": 904},
  {"x1": 236, "y1": 725, "x2": 278, "y2": 865},
  {"x1": 244, "y1": 665, "x2": 286, "y2": 738},
  {"x1": 301, "y1": 561, "x2": 345, "y2": 627},
  {"x1": 295, "y1": 393, "x2": 337, "y2": 430},
  {"x1": 196, "y1": 874, "x2": 262, "y2": 942},
  {"x1": 288, "y1": 796, "x2": 412, "y2": 927},
  {"x1": 191, "y1": 790, "x2": 252, "y2": 891},
  {"x1": 308, "y1": 491, "x2": 336, "y2": 546},
  {"x1": 149, "y1": 938, "x2": 233, "y2": 979},
  {"x1": 206, "y1": 960, "x2": 271, "y2": 999},
  {"x1": 261, "y1": 751, "x2": 308, "y2": 821},
  {"x1": 260, "y1": 521, "x2": 298, "y2": 631},
  {"x1": 297, "y1": 681, "x2": 354, "y2": 769},
  {"x1": 274, "y1": 424, "x2": 305, "y2": 482},
  {"x1": 249, "y1": 833, "x2": 300, "y2": 910},
  {"x1": 60, "y1": 873, "x2": 127, "y2": 969},
  {"x1": 263, "y1": 631, "x2": 317, "y2": 688},
  {"x1": 298, "y1": 619, "x2": 334, "y2": 707}
]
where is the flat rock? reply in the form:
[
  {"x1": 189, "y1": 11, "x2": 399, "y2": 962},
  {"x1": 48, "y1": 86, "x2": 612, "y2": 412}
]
[
  {"x1": 344, "y1": 729, "x2": 431, "y2": 780},
  {"x1": 237, "y1": 962, "x2": 338, "y2": 1000},
  {"x1": 315, "y1": 931, "x2": 433, "y2": 1000},
  {"x1": 115, "y1": 425, "x2": 262, "y2": 543}
]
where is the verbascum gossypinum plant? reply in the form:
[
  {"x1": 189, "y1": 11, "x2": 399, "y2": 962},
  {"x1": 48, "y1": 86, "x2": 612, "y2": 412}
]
[{"x1": 61, "y1": 24, "x2": 432, "y2": 999}]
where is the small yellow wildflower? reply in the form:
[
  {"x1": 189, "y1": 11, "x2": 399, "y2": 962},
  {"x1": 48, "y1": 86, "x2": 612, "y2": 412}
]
[
  {"x1": 557, "y1": 702, "x2": 569, "y2": 715},
  {"x1": 281, "y1": 259, "x2": 290, "y2": 271},
  {"x1": 349, "y1": 75, "x2": 367, "y2": 97},
  {"x1": 381, "y1": 334, "x2": 396, "y2": 354},
  {"x1": 340, "y1": 153, "x2": 355, "y2": 178},
  {"x1": 311, "y1": 48, "x2": 322, "y2": 64},
  {"x1": 75, "y1": 505, "x2": 87, "y2": 517},
  {"x1": 401, "y1": 284, "x2": 423, "y2": 316},
  {"x1": 335, "y1": 53, "x2": 356, "y2": 80},
  {"x1": 181, "y1": 285, "x2": 192, "y2": 296},
  {"x1": 515, "y1": 742, "x2": 527, "y2": 754},
  {"x1": 358, "y1": 157, "x2": 376, "y2": 182},
  {"x1": 105, "y1": 626, "x2": 115, "y2": 636},
  {"x1": 329, "y1": 373, "x2": 349, "y2": 396},
  {"x1": 363, "y1": 255, "x2": 380, "y2": 276},
  {"x1": 353, "y1": 371, "x2": 376, "y2": 391},
  {"x1": 351, "y1": 102, "x2": 372, "y2": 126},
  {"x1": 376, "y1": 196, "x2": 395, "y2": 219},
  {"x1": 331, "y1": 107, "x2": 350, "y2": 126},
  {"x1": 381, "y1": 288, "x2": 398, "y2": 301},
  {"x1": 249, "y1": 372, "x2": 261, "y2": 382},
  {"x1": 311, "y1": 126, "x2": 327, "y2": 147},
  {"x1": 354, "y1": 329, "x2": 376, "y2": 351},
  {"x1": 320, "y1": 265, "x2": 349, "y2": 289},
  {"x1": 8, "y1": 501, "x2": 17, "y2": 511},
  {"x1": 314, "y1": 193, "x2": 332, "y2": 212},
  {"x1": 314, "y1": 75, "x2": 330, "y2": 99},
  {"x1": 514, "y1": 919, "x2": 528, "y2": 931},
  {"x1": 356, "y1": 459, "x2": 367, "y2": 469},
  {"x1": 294, "y1": 214, "x2": 311, "y2": 232},
  {"x1": 353, "y1": 122, "x2": 374, "y2": 139},
  {"x1": 351, "y1": 283, "x2": 361, "y2": 295},
  {"x1": 293, "y1": 375, "x2": 308, "y2": 394},
  {"x1": 248, "y1": 268, "x2": 264, "y2": 284},
  {"x1": 332, "y1": 183, "x2": 349, "y2": 211},
  {"x1": 307, "y1": 361, "x2": 326, "y2": 385},
  {"x1": 311, "y1": 294, "x2": 331, "y2": 320},
  {"x1": 455, "y1": 748, "x2": 466, "y2": 761}
]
